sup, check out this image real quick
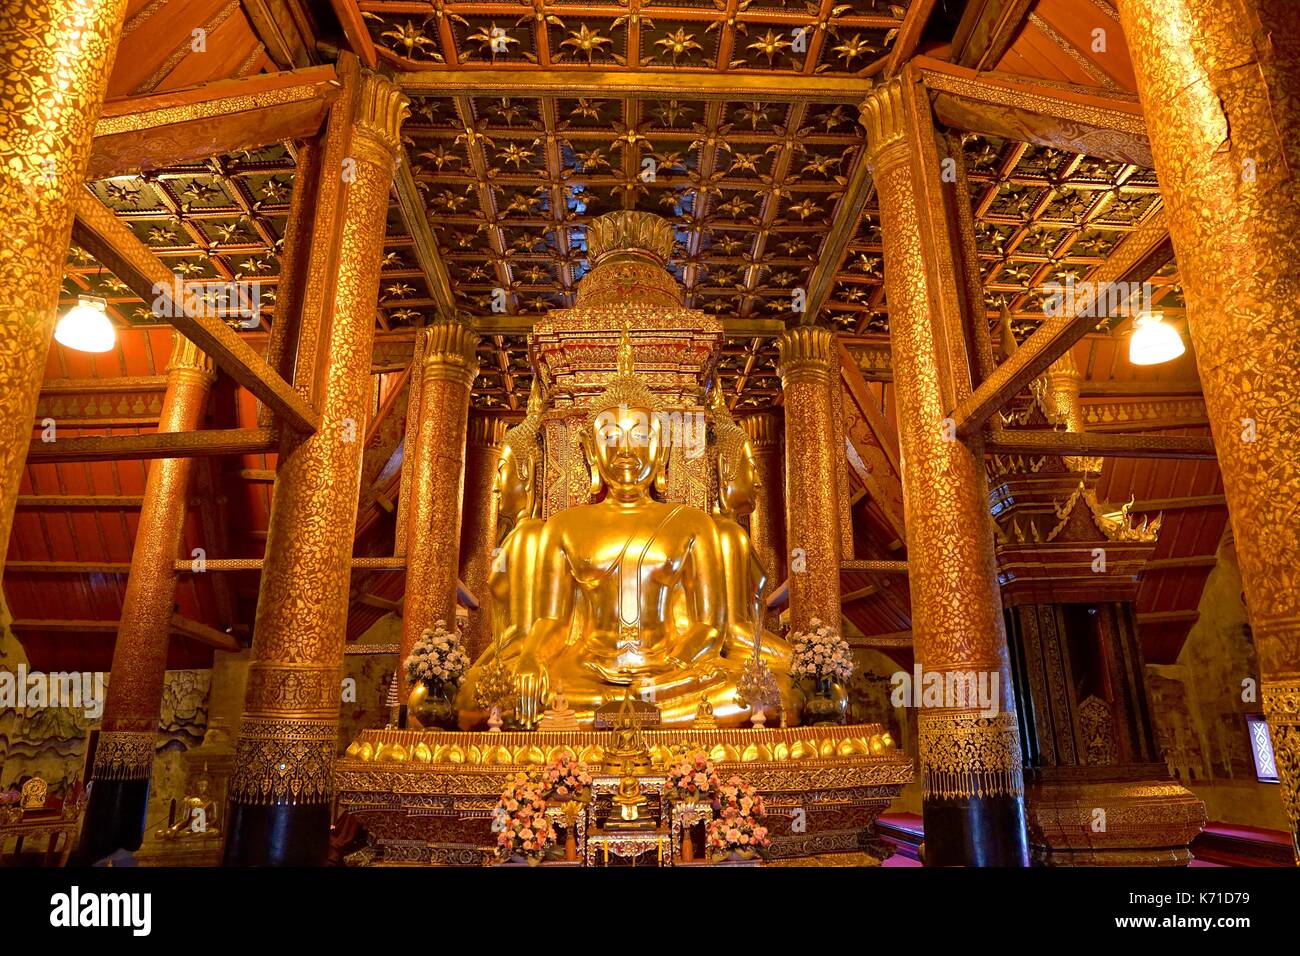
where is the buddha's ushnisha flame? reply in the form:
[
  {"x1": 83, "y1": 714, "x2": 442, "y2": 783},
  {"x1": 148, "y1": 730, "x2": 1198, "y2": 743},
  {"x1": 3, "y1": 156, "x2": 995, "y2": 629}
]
[{"x1": 588, "y1": 324, "x2": 662, "y2": 426}]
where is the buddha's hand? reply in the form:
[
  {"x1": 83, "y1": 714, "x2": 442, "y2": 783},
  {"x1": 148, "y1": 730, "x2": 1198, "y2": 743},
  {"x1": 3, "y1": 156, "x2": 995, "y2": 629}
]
[{"x1": 515, "y1": 654, "x2": 551, "y2": 728}]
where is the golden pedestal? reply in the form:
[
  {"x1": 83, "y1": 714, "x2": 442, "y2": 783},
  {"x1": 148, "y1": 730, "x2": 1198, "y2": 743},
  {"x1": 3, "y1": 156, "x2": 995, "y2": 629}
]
[{"x1": 336, "y1": 724, "x2": 912, "y2": 865}]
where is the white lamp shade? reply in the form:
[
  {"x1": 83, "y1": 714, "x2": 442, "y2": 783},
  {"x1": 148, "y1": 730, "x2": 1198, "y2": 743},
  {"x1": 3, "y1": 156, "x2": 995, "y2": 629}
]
[
  {"x1": 54, "y1": 297, "x2": 116, "y2": 353},
  {"x1": 1129, "y1": 312, "x2": 1185, "y2": 366}
]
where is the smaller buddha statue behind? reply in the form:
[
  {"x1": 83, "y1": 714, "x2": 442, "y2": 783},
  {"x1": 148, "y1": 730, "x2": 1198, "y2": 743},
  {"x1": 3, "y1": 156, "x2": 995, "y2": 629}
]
[{"x1": 538, "y1": 683, "x2": 579, "y2": 731}]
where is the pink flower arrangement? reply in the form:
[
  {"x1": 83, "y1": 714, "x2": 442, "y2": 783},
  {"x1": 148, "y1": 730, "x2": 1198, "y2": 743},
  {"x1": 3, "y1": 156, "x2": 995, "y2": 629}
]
[
  {"x1": 663, "y1": 750, "x2": 721, "y2": 803},
  {"x1": 493, "y1": 772, "x2": 557, "y2": 862},
  {"x1": 540, "y1": 753, "x2": 593, "y2": 806},
  {"x1": 705, "y1": 775, "x2": 771, "y2": 860}
]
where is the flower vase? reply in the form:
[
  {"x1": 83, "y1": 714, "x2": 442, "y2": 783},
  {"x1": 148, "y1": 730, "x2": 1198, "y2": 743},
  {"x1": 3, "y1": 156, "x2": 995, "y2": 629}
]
[
  {"x1": 750, "y1": 706, "x2": 767, "y2": 729},
  {"x1": 802, "y1": 675, "x2": 846, "y2": 726},
  {"x1": 407, "y1": 679, "x2": 458, "y2": 730},
  {"x1": 563, "y1": 803, "x2": 580, "y2": 862}
]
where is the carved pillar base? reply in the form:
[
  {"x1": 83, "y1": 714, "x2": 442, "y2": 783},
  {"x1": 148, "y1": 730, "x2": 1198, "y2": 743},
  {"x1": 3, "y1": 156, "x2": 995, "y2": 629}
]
[{"x1": 1025, "y1": 775, "x2": 1207, "y2": 866}]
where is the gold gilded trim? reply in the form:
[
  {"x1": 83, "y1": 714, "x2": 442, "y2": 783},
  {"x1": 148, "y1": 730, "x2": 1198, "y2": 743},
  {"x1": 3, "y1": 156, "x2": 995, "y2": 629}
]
[{"x1": 918, "y1": 711, "x2": 1024, "y2": 800}]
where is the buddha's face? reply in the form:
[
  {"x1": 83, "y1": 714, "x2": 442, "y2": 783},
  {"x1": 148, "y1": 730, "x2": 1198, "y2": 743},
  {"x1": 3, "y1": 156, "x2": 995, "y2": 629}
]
[
  {"x1": 592, "y1": 404, "x2": 661, "y2": 495},
  {"x1": 719, "y1": 442, "x2": 760, "y2": 518},
  {"x1": 494, "y1": 446, "x2": 532, "y2": 521}
]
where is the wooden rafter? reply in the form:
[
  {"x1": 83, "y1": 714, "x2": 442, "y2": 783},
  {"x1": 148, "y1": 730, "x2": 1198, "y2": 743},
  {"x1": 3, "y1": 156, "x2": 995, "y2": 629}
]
[
  {"x1": 89, "y1": 66, "x2": 339, "y2": 180},
  {"x1": 983, "y1": 430, "x2": 1216, "y2": 460},
  {"x1": 392, "y1": 156, "x2": 457, "y2": 319},
  {"x1": 27, "y1": 428, "x2": 278, "y2": 464},
  {"x1": 951, "y1": 0, "x2": 1036, "y2": 71},
  {"x1": 71, "y1": 190, "x2": 320, "y2": 434},
  {"x1": 952, "y1": 209, "x2": 1171, "y2": 437},
  {"x1": 398, "y1": 68, "x2": 872, "y2": 103},
  {"x1": 916, "y1": 57, "x2": 1151, "y2": 167},
  {"x1": 170, "y1": 614, "x2": 241, "y2": 652}
]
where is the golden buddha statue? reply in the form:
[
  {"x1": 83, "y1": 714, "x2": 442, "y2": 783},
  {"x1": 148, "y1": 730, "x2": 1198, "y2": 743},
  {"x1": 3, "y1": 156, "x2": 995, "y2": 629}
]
[
  {"x1": 694, "y1": 692, "x2": 718, "y2": 730},
  {"x1": 156, "y1": 772, "x2": 219, "y2": 840},
  {"x1": 538, "y1": 682, "x2": 580, "y2": 731},
  {"x1": 456, "y1": 382, "x2": 545, "y2": 726},
  {"x1": 708, "y1": 381, "x2": 791, "y2": 667},
  {"x1": 613, "y1": 775, "x2": 648, "y2": 823},
  {"x1": 456, "y1": 211, "x2": 795, "y2": 729}
]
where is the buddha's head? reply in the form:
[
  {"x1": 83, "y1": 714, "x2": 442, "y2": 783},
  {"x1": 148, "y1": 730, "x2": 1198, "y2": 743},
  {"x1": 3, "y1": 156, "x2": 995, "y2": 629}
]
[
  {"x1": 585, "y1": 327, "x2": 665, "y2": 500},
  {"x1": 709, "y1": 380, "x2": 760, "y2": 519},
  {"x1": 495, "y1": 380, "x2": 544, "y2": 531}
]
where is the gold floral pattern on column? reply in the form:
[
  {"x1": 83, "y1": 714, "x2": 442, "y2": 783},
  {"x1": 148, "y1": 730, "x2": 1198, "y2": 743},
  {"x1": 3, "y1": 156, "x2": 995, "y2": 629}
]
[
  {"x1": 232, "y1": 68, "x2": 408, "y2": 806},
  {"x1": 777, "y1": 326, "x2": 843, "y2": 631},
  {"x1": 0, "y1": 0, "x2": 128, "y2": 560},
  {"x1": 864, "y1": 77, "x2": 1022, "y2": 800},
  {"x1": 99, "y1": 333, "x2": 215, "y2": 745},
  {"x1": 399, "y1": 318, "x2": 479, "y2": 695},
  {"x1": 1116, "y1": 0, "x2": 1300, "y2": 848}
]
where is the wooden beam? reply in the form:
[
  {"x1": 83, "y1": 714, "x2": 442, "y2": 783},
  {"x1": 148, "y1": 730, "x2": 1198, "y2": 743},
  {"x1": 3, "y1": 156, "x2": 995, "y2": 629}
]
[
  {"x1": 885, "y1": 0, "x2": 943, "y2": 77},
  {"x1": 27, "y1": 427, "x2": 278, "y2": 464},
  {"x1": 170, "y1": 614, "x2": 241, "y2": 652},
  {"x1": 984, "y1": 430, "x2": 1217, "y2": 460},
  {"x1": 841, "y1": 560, "x2": 909, "y2": 574},
  {"x1": 16, "y1": 495, "x2": 144, "y2": 509},
  {"x1": 9, "y1": 619, "x2": 117, "y2": 633},
  {"x1": 172, "y1": 555, "x2": 409, "y2": 572},
  {"x1": 40, "y1": 376, "x2": 166, "y2": 394},
  {"x1": 1080, "y1": 379, "x2": 1202, "y2": 397},
  {"x1": 240, "y1": 0, "x2": 317, "y2": 70},
  {"x1": 850, "y1": 629, "x2": 914, "y2": 648},
  {"x1": 71, "y1": 190, "x2": 320, "y2": 434},
  {"x1": 915, "y1": 57, "x2": 1151, "y2": 167},
  {"x1": 89, "y1": 66, "x2": 338, "y2": 179},
  {"x1": 1137, "y1": 610, "x2": 1201, "y2": 626},
  {"x1": 951, "y1": 0, "x2": 1036, "y2": 71},
  {"x1": 399, "y1": 68, "x2": 870, "y2": 104},
  {"x1": 953, "y1": 211, "x2": 1171, "y2": 437},
  {"x1": 1129, "y1": 494, "x2": 1227, "y2": 512},
  {"x1": 842, "y1": 584, "x2": 879, "y2": 603},
  {"x1": 804, "y1": 148, "x2": 875, "y2": 325},
  {"x1": 328, "y1": 0, "x2": 378, "y2": 68},
  {"x1": 1141, "y1": 555, "x2": 1219, "y2": 572},
  {"x1": 5, "y1": 561, "x2": 130, "y2": 574},
  {"x1": 392, "y1": 155, "x2": 456, "y2": 318}
]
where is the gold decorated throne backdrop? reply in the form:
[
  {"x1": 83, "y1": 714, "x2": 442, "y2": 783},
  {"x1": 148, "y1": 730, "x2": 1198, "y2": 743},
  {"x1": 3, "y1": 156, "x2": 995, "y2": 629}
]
[{"x1": 531, "y1": 313, "x2": 723, "y2": 517}]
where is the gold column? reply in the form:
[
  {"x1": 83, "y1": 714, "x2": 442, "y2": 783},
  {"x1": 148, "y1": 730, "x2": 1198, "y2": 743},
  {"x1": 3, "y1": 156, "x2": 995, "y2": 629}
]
[
  {"x1": 97, "y1": 335, "x2": 216, "y2": 761},
  {"x1": 1117, "y1": 0, "x2": 1300, "y2": 854},
  {"x1": 741, "y1": 410, "x2": 787, "y2": 624},
  {"x1": 78, "y1": 334, "x2": 214, "y2": 860},
  {"x1": 225, "y1": 66, "x2": 407, "y2": 866},
  {"x1": 0, "y1": 0, "x2": 128, "y2": 561},
  {"x1": 399, "y1": 318, "x2": 478, "y2": 696},
  {"x1": 777, "y1": 327, "x2": 843, "y2": 631},
  {"x1": 458, "y1": 411, "x2": 506, "y2": 661},
  {"x1": 862, "y1": 76, "x2": 1026, "y2": 864}
]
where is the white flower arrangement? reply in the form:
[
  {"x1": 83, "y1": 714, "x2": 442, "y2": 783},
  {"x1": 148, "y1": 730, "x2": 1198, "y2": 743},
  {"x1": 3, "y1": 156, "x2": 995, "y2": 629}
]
[
  {"x1": 403, "y1": 619, "x2": 471, "y2": 688},
  {"x1": 789, "y1": 617, "x2": 854, "y2": 683}
]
